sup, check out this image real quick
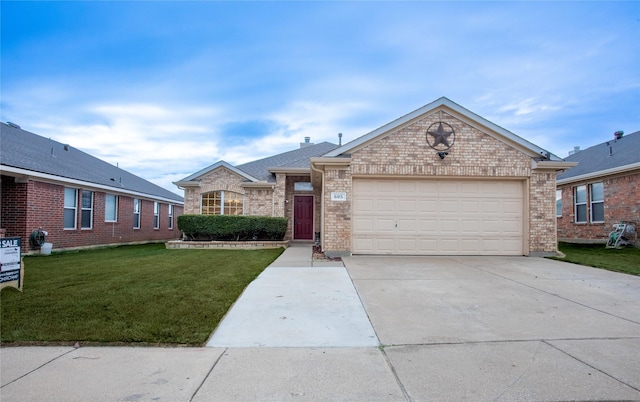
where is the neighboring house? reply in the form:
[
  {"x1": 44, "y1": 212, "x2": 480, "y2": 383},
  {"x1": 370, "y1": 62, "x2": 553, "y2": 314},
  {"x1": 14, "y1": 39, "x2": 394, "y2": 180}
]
[
  {"x1": 175, "y1": 97, "x2": 575, "y2": 257},
  {"x1": 556, "y1": 130, "x2": 640, "y2": 244},
  {"x1": 1, "y1": 122, "x2": 184, "y2": 251}
]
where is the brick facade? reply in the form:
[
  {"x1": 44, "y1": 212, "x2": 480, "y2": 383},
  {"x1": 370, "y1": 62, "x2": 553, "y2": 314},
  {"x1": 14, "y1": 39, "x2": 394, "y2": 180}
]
[
  {"x1": 180, "y1": 168, "x2": 323, "y2": 241},
  {"x1": 316, "y1": 109, "x2": 560, "y2": 256},
  {"x1": 180, "y1": 103, "x2": 566, "y2": 256},
  {"x1": 1, "y1": 175, "x2": 183, "y2": 251},
  {"x1": 557, "y1": 172, "x2": 640, "y2": 243}
]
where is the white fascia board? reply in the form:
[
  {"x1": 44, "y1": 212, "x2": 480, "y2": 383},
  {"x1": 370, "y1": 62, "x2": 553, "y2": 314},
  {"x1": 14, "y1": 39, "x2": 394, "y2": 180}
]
[
  {"x1": 532, "y1": 160, "x2": 579, "y2": 171},
  {"x1": 267, "y1": 167, "x2": 310, "y2": 174},
  {"x1": 1, "y1": 165, "x2": 183, "y2": 205},
  {"x1": 556, "y1": 162, "x2": 640, "y2": 185},
  {"x1": 323, "y1": 97, "x2": 562, "y2": 161},
  {"x1": 178, "y1": 160, "x2": 259, "y2": 183}
]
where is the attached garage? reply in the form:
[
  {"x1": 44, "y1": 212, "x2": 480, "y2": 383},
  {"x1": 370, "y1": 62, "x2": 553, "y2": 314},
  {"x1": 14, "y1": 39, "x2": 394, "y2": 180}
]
[
  {"x1": 352, "y1": 178, "x2": 524, "y2": 255},
  {"x1": 310, "y1": 97, "x2": 576, "y2": 257}
]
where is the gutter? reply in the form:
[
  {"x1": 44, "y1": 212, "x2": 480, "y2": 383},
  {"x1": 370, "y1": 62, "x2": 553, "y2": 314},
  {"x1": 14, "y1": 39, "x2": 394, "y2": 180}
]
[
  {"x1": 1, "y1": 165, "x2": 183, "y2": 205},
  {"x1": 556, "y1": 162, "x2": 640, "y2": 185}
]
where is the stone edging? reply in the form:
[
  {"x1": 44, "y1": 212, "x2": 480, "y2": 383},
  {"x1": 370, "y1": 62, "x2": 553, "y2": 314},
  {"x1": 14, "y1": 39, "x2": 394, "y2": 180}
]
[{"x1": 166, "y1": 240, "x2": 289, "y2": 250}]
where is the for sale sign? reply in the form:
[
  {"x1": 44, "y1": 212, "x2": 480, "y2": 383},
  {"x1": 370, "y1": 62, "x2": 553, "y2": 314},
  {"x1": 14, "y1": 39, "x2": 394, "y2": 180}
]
[{"x1": 1, "y1": 237, "x2": 23, "y2": 291}]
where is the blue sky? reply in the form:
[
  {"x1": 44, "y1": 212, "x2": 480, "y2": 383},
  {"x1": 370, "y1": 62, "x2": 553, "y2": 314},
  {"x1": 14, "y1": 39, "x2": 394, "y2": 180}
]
[{"x1": 2, "y1": 1, "x2": 638, "y2": 195}]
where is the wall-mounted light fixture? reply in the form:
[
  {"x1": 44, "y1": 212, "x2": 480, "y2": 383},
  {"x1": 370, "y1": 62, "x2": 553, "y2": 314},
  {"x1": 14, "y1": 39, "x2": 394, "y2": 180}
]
[{"x1": 437, "y1": 151, "x2": 448, "y2": 160}]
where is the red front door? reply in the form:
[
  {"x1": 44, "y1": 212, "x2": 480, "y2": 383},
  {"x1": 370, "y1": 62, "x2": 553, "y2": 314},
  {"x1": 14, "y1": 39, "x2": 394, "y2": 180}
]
[{"x1": 294, "y1": 196, "x2": 313, "y2": 240}]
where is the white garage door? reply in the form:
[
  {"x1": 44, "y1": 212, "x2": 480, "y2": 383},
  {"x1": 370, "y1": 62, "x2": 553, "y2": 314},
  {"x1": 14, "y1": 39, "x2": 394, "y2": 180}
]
[{"x1": 352, "y1": 179, "x2": 524, "y2": 255}]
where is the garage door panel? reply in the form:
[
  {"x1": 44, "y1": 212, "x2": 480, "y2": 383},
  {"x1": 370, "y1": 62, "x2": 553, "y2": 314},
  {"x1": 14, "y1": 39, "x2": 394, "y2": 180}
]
[{"x1": 352, "y1": 179, "x2": 524, "y2": 255}]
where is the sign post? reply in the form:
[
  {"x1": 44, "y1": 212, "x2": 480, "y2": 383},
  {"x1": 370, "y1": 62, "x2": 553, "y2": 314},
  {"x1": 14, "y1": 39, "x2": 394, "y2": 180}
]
[{"x1": 1, "y1": 237, "x2": 23, "y2": 292}]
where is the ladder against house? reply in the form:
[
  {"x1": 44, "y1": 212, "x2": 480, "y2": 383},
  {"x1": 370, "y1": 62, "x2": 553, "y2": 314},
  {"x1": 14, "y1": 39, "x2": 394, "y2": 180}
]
[{"x1": 606, "y1": 222, "x2": 637, "y2": 248}]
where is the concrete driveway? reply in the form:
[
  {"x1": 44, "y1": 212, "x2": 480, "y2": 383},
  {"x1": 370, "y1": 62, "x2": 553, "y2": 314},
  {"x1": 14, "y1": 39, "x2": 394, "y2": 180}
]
[
  {"x1": 343, "y1": 255, "x2": 640, "y2": 401},
  {"x1": 2, "y1": 249, "x2": 639, "y2": 401}
]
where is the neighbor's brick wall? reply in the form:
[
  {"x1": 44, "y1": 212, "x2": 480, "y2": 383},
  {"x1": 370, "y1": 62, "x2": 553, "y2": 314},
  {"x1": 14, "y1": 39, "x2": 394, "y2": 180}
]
[
  {"x1": 557, "y1": 172, "x2": 640, "y2": 243},
  {"x1": 1, "y1": 176, "x2": 30, "y2": 244},
  {"x1": 1, "y1": 176, "x2": 183, "y2": 251},
  {"x1": 529, "y1": 172, "x2": 558, "y2": 253}
]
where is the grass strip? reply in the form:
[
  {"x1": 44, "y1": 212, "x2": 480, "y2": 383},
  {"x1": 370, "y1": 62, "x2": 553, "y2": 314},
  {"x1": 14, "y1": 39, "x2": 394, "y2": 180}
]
[
  {"x1": 550, "y1": 242, "x2": 640, "y2": 276},
  {"x1": 1, "y1": 244, "x2": 283, "y2": 346}
]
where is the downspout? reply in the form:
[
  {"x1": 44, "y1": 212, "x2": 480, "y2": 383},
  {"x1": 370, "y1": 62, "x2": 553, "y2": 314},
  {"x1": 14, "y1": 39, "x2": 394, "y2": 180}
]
[{"x1": 310, "y1": 162, "x2": 325, "y2": 249}]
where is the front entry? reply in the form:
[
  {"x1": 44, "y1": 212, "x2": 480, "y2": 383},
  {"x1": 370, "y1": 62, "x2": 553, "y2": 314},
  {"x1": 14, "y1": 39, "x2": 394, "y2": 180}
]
[{"x1": 293, "y1": 196, "x2": 314, "y2": 240}]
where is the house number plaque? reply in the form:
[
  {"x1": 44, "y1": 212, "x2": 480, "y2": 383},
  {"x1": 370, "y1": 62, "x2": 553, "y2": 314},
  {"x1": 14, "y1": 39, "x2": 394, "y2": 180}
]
[{"x1": 331, "y1": 192, "x2": 347, "y2": 202}]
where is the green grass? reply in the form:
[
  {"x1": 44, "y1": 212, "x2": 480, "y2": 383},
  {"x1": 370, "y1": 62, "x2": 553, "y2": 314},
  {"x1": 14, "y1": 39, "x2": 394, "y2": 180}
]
[
  {"x1": 551, "y1": 242, "x2": 640, "y2": 276},
  {"x1": 1, "y1": 244, "x2": 283, "y2": 346}
]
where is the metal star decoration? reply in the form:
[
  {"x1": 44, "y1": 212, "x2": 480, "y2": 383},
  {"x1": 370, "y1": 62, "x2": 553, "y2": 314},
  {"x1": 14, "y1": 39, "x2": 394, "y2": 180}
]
[{"x1": 426, "y1": 122, "x2": 455, "y2": 150}]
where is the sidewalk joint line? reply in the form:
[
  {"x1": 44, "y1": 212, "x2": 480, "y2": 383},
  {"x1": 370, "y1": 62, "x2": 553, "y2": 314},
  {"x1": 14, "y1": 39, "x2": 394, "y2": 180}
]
[
  {"x1": 189, "y1": 347, "x2": 227, "y2": 401},
  {"x1": 380, "y1": 347, "x2": 414, "y2": 402},
  {"x1": 0, "y1": 347, "x2": 78, "y2": 389},
  {"x1": 543, "y1": 340, "x2": 640, "y2": 393}
]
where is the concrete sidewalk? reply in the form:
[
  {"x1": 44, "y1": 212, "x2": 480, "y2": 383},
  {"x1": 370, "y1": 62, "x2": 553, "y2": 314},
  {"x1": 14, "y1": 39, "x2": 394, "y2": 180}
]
[{"x1": 2, "y1": 246, "x2": 640, "y2": 401}]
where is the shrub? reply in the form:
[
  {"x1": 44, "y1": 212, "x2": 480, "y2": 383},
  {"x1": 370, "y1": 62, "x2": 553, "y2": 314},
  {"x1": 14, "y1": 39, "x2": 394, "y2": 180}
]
[{"x1": 178, "y1": 215, "x2": 288, "y2": 241}]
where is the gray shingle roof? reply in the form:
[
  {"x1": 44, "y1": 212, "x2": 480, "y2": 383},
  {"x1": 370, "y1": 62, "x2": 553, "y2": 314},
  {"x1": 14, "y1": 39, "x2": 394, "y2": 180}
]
[
  {"x1": 234, "y1": 142, "x2": 339, "y2": 182},
  {"x1": 557, "y1": 130, "x2": 640, "y2": 181},
  {"x1": 1, "y1": 122, "x2": 183, "y2": 203}
]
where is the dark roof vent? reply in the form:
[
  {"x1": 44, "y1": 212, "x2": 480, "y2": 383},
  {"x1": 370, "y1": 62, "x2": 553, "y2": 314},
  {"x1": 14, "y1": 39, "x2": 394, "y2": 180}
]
[
  {"x1": 614, "y1": 130, "x2": 624, "y2": 140},
  {"x1": 6, "y1": 121, "x2": 21, "y2": 129}
]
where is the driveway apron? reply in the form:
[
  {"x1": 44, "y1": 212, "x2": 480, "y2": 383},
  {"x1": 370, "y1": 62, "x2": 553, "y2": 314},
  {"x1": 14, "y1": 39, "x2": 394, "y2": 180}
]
[{"x1": 343, "y1": 255, "x2": 640, "y2": 401}]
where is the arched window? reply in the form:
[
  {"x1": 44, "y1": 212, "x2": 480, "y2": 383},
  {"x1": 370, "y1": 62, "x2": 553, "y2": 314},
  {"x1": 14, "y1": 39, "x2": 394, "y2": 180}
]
[{"x1": 201, "y1": 191, "x2": 243, "y2": 215}]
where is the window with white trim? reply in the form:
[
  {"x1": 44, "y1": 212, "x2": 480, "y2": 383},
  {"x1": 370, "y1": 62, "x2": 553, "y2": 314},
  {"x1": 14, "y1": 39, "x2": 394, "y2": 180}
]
[
  {"x1": 201, "y1": 191, "x2": 243, "y2": 215},
  {"x1": 105, "y1": 194, "x2": 118, "y2": 222},
  {"x1": 590, "y1": 182, "x2": 604, "y2": 222},
  {"x1": 556, "y1": 189, "x2": 562, "y2": 217},
  {"x1": 154, "y1": 202, "x2": 160, "y2": 229},
  {"x1": 168, "y1": 204, "x2": 174, "y2": 229},
  {"x1": 574, "y1": 185, "x2": 587, "y2": 223},
  {"x1": 64, "y1": 187, "x2": 78, "y2": 229},
  {"x1": 81, "y1": 190, "x2": 94, "y2": 229},
  {"x1": 133, "y1": 198, "x2": 141, "y2": 229}
]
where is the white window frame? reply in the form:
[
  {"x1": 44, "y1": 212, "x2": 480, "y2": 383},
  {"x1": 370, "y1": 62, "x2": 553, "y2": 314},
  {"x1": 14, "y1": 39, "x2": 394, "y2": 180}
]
[
  {"x1": 64, "y1": 187, "x2": 78, "y2": 229},
  {"x1": 81, "y1": 190, "x2": 94, "y2": 229},
  {"x1": 168, "y1": 204, "x2": 174, "y2": 230},
  {"x1": 133, "y1": 198, "x2": 141, "y2": 229},
  {"x1": 201, "y1": 191, "x2": 243, "y2": 216},
  {"x1": 574, "y1": 185, "x2": 587, "y2": 223},
  {"x1": 153, "y1": 202, "x2": 160, "y2": 229},
  {"x1": 556, "y1": 189, "x2": 562, "y2": 217},
  {"x1": 590, "y1": 182, "x2": 604, "y2": 223},
  {"x1": 105, "y1": 194, "x2": 118, "y2": 222}
]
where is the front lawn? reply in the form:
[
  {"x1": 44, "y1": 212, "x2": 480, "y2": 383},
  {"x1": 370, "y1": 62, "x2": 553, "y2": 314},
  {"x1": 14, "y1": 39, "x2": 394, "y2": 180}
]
[
  {"x1": 552, "y1": 242, "x2": 640, "y2": 276},
  {"x1": 1, "y1": 244, "x2": 283, "y2": 346}
]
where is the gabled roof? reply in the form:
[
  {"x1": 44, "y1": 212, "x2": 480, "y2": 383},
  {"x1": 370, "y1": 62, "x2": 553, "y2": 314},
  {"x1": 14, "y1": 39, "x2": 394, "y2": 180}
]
[
  {"x1": 174, "y1": 160, "x2": 260, "y2": 185},
  {"x1": 323, "y1": 96, "x2": 564, "y2": 161},
  {"x1": 175, "y1": 141, "x2": 338, "y2": 185},
  {"x1": 557, "y1": 130, "x2": 640, "y2": 184},
  {"x1": 0, "y1": 122, "x2": 183, "y2": 203},
  {"x1": 237, "y1": 142, "x2": 338, "y2": 181}
]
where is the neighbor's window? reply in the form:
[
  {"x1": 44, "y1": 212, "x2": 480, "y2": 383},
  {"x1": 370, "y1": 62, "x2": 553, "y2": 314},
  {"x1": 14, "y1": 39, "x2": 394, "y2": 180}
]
[
  {"x1": 574, "y1": 185, "x2": 587, "y2": 223},
  {"x1": 590, "y1": 182, "x2": 604, "y2": 223},
  {"x1": 133, "y1": 198, "x2": 141, "y2": 229},
  {"x1": 201, "y1": 191, "x2": 243, "y2": 215},
  {"x1": 64, "y1": 187, "x2": 78, "y2": 229},
  {"x1": 105, "y1": 194, "x2": 118, "y2": 222},
  {"x1": 81, "y1": 190, "x2": 94, "y2": 229},
  {"x1": 154, "y1": 202, "x2": 160, "y2": 229},
  {"x1": 168, "y1": 204, "x2": 174, "y2": 229},
  {"x1": 556, "y1": 189, "x2": 562, "y2": 217}
]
